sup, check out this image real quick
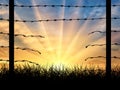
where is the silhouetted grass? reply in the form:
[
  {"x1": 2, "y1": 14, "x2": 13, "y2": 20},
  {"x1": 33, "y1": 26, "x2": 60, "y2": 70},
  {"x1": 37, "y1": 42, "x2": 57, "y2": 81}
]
[{"x1": 0, "y1": 64, "x2": 120, "y2": 81}]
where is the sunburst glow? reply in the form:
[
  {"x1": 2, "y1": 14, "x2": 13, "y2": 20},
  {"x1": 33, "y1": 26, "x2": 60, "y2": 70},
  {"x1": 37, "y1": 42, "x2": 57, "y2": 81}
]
[{"x1": 0, "y1": 0, "x2": 120, "y2": 69}]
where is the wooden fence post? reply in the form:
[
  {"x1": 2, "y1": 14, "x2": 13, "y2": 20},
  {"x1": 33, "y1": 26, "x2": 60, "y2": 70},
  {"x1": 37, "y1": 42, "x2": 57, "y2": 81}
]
[
  {"x1": 106, "y1": 0, "x2": 111, "y2": 80},
  {"x1": 9, "y1": 0, "x2": 14, "y2": 78}
]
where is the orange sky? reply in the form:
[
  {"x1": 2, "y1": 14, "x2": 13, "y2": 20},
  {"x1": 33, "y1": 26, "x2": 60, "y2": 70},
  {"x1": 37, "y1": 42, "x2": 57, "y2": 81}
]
[{"x1": 0, "y1": 0, "x2": 120, "y2": 69}]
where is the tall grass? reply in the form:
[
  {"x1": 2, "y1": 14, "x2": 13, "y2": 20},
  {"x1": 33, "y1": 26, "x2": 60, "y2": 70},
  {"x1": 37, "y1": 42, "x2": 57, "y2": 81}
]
[{"x1": 0, "y1": 64, "x2": 120, "y2": 80}]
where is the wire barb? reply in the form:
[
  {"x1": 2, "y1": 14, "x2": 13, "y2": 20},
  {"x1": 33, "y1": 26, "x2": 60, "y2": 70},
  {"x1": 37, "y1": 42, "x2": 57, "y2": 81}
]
[
  {"x1": 0, "y1": 32, "x2": 9, "y2": 35},
  {"x1": 111, "y1": 30, "x2": 120, "y2": 33}
]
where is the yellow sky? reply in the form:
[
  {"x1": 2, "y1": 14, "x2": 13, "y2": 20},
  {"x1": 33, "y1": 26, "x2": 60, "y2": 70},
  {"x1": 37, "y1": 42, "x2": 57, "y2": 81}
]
[
  {"x1": 0, "y1": 0, "x2": 120, "y2": 69},
  {"x1": 0, "y1": 19, "x2": 119, "y2": 69}
]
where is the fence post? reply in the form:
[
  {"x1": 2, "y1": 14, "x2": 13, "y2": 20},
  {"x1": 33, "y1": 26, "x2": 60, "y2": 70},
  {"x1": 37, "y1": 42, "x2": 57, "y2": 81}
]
[
  {"x1": 9, "y1": 0, "x2": 14, "y2": 78},
  {"x1": 106, "y1": 0, "x2": 111, "y2": 79}
]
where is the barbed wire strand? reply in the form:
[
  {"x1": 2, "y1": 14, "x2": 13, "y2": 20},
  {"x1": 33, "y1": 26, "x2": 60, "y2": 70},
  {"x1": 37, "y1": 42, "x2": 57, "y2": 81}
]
[
  {"x1": 15, "y1": 60, "x2": 40, "y2": 66},
  {"x1": 0, "y1": 17, "x2": 120, "y2": 22},
  {"x1": 0, "y1": 46, "x2": 41, "y2": 55},
  {"x1": 0, "y1": 32, "x2": 45, "y2": 38},
  {"x1": 85, "y1": 43, "x2": 120, "y2": 48},
  {"x1": 88, "y1": 31, "x2": 106, "y2": 35},
  {"x1": 14, "y1": 4, "x2": 106, "y2": 8},
  {"x1": 85, "y1": 56, "x2": 120, "y2": 61},
  {"x1": 0, "y1": 17, "x2": 106, "y2": 22},
  {"x1": 88, "y1": 30, "x2": 120, "y2": 35},
  {"x1": 1, "y1": 30, "x2": 119, "y2": 37},
  {"x1": 0, "y1": 4, "x2": 107, "y2": 8},
  {"x1": 0, "y1": 3, "x2": 120, "y2": 8},
  {"x1": 0, "y1": 59, "x2": 40, "y2": 66}
]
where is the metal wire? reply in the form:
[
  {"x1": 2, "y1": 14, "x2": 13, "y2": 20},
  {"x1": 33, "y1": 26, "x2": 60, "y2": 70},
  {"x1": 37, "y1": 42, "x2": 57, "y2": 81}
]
[
  {"x1": 0, "y1": 59, "x2": 40, "y2": 66},
  {"x1": 85, "y1": 56, "x2": 120, "y2": 61},
  {"x1": 86, "y1": 43, "x2": 120, "y2": 48},
  {"x1": 0, "y1": 32, "x2": 45, "y2": 38},
  {"x1": 0, "y1": 17, "x2": 120, "y2": 23},
  {"x1": 0, "y1": 3, "x2": 120, "y2": 8},
  {"x1": 0, "y1": 3, "x2": 106, "y2": 8},
  {"x1": 0, "y1": 46, "x2": 41, "y2": 55},
  {"x1": 88, "y1": 30, "x2": 120, "y2": 35}
]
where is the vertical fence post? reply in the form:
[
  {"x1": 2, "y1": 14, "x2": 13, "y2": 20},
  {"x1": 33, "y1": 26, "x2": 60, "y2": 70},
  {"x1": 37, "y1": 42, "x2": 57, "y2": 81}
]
[
  {"x1": 9, "y1": 0, "x2": 14, "y2": 78},
  {"x1": 106, "y1": 0, "x2": 111, "y2": 79}
]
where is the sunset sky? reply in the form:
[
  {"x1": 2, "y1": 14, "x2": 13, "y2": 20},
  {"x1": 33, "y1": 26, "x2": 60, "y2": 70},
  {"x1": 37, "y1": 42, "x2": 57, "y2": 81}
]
[{"x1": 0, "y1": 0, "x2": 120, "y2": 69}]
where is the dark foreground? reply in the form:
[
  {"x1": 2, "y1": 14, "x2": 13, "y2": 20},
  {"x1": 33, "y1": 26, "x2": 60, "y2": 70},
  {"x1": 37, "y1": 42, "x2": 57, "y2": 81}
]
[
  {"x1": 0, "y1": 64, "x2": 120, "y2": 81},
  {"x1": 0, "y1": 65, "x2": 120, "y2": 89}
]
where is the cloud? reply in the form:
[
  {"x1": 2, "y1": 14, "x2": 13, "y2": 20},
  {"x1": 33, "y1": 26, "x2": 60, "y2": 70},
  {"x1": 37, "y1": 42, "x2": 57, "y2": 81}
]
[{"x1": 0, "y1": 10, "x2": 8, "y2": 15}]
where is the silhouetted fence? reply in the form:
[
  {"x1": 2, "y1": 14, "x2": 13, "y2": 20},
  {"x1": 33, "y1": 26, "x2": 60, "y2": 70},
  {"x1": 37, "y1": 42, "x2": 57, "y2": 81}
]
[{"x1": 0, "y1": 0, "x2": 118, "y2": 79}]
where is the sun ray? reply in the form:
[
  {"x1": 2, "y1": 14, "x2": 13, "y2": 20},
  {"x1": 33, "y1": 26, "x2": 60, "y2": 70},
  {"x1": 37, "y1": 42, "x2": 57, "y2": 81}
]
[
  {"x1": 56, "y1": 0, "x2": 66, "y2": 62},
  {"x1": 58, "y1": 1, "x2": 82, "y2": 61},
  {"x1": 32, "y1": 0, "x2": 56, "y2": 61},
  {"x1": 14, "y1": 12, "x2": 47, "y2": 64},
  {"x1": 62, "y1": 21, "x2": 89, "y2": 61},
  {"x1": 14, "y1": 13, "x2": 43, "y2": 49},
  {"x1": 1, "y1": 0, "x2": 118, "y2": 68},
  {"x1": 61, "y1": 6, "x2": 106, "y2": 64}
]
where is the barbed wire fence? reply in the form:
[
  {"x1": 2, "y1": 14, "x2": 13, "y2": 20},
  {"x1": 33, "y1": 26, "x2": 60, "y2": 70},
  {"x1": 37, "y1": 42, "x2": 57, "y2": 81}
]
[
  {"x1": 0, "y1": 2, "x2": 120, "y2": 67},
  {"x1": 0, "y1": 2, "x2": 45, "y2": 66},
  {"x1": 87, "y1": 28, "x2": 119, "y2": 62},
  {"x1": 85, "y1": 27, "x2": 120, "y2": 61}
]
